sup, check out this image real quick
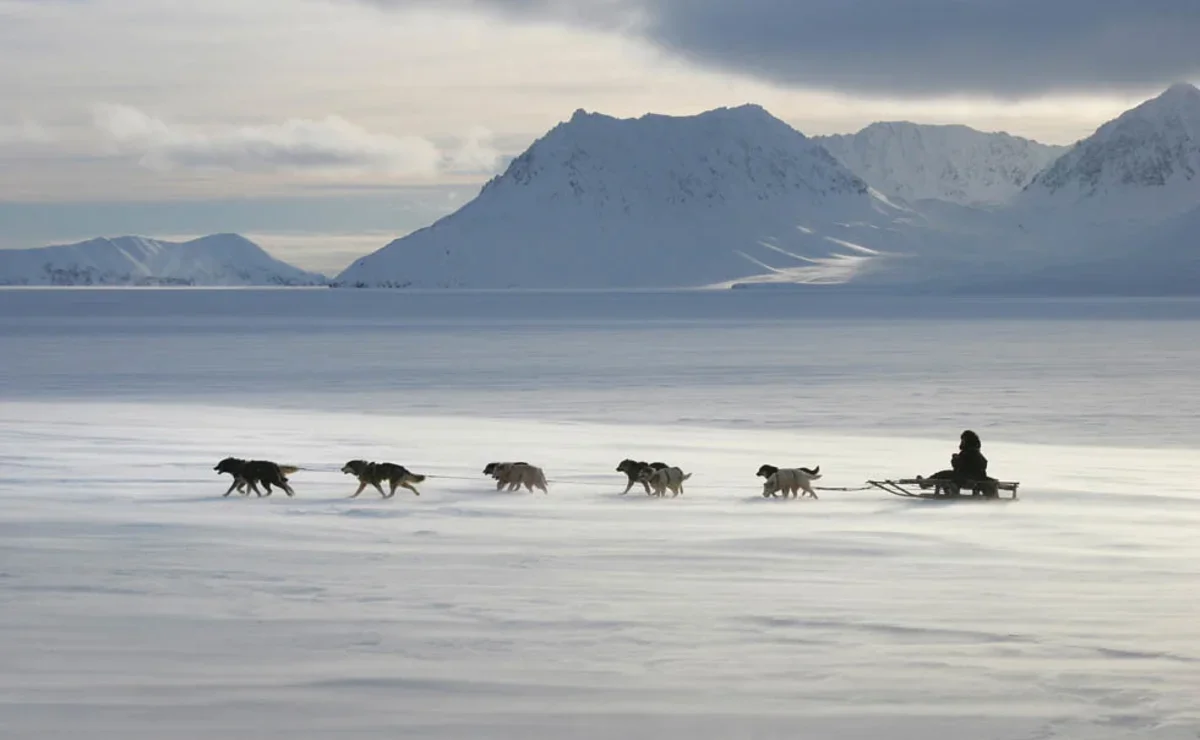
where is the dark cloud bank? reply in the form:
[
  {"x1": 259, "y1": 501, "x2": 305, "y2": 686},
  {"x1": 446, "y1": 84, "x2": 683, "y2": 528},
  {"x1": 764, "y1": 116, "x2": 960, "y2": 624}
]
[{"x1": 360, "y1": 0, "x2": 1200, "y2": 96}]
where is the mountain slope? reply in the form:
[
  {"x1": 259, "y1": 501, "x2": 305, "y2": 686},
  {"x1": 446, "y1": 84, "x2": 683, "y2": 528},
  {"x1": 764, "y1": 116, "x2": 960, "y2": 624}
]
[
  {"x1": 0, "y1": 234, "x2": 327, "y2": 286},
  {"x1": 817, "y1": 123, "x2": 1065, "y2": 206},
  {"x1": 336, "y1": 105, "x2": 928, "y2": 289},
  {"x1": 1019, "y1": 83, "x2": 1200, "y2": 222}
]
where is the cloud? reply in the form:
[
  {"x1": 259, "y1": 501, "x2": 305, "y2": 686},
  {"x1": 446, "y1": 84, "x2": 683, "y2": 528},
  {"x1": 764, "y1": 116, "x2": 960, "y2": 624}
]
[
  {"x1": 0, "y1": 119, "x2": 53, "y2": 145},
  {"x1": 440, "y1": 126, "x2": 504, "y2": 175},
  {"x1": 356, "y1": 0, "x2": 1200, "y2": 97},
  {"x1": 93, "y1": 104, "x2": 446, "y2": 175}
]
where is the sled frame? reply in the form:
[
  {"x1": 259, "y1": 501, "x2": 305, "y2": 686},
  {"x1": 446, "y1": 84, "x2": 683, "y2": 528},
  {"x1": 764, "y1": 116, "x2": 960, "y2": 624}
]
[{"x1": 868, "y1": 478, "x2": 1020, "y2": 500}]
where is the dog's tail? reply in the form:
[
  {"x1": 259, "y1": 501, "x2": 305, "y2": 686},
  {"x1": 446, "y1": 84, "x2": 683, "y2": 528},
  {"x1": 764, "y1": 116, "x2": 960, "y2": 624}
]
[
  {"x1": 681, "y1": 472, "x2": 692, "y2": 481},
  {"x1": 279, "y1": 465, "x2": 301, "y2": 475},
  {"x1": 410, "y1": 474, "x2": 427, "y2": 483},
  {"x1": 801, "y1": 466, "x2": 820, "y2": 477}
]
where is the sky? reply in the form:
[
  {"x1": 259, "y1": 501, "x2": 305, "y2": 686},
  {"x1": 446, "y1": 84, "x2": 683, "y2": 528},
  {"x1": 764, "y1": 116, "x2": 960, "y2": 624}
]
[{"x1": 2, "y1": 0, "x2": 1197, "y2": 274}]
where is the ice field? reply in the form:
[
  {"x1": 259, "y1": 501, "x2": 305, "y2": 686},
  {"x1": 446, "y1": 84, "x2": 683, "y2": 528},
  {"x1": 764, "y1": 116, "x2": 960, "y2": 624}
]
[{"x1": 1, "y1": 288, "x2": 1198, "y2": 739}]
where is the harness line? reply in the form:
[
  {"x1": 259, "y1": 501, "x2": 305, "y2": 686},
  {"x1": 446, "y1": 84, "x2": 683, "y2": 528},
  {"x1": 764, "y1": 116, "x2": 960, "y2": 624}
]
[{"x1": 308, "y1": 468, "x2": 876, "y2": 493}]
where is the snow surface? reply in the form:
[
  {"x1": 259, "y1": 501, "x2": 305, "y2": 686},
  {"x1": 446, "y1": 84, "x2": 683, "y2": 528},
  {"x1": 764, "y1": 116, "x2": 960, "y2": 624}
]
[
  {"x1": 0, "y1": 233, "x2": 328, "y2": 286},
  {"x1": 2, "y1": 288, "x2": 1200, "y2": 739},
  {"x1": 817, "y1": 122, "x2": 1065, "y2": 206}
]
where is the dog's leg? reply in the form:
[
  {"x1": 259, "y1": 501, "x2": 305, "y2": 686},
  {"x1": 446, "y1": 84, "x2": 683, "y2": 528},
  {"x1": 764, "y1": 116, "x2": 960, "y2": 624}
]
[
  {"x1": 370, "y1": 481, "x2": 386, "y2": 498},
  {"x1": 399, "y1": 481, "x2": 420, "y2": 496},
  {"x1": 350, "y1": 480, "x2": 367, "y2": 498},
  {"x1": 620, "y1": 478, "x2": 634, "y2": 495},
  {"x1": 495, "y1": 479, "x2": 506, "y2": 491},
  {"x1": 282, "y1": 482, "x2": 294, "y2": 497},
  {"x1": 222, "y1": 479, "x2": 240, "y2": 497},
  {"x1": 642, "y1": 480, "x2": 652, "y2": 495}
]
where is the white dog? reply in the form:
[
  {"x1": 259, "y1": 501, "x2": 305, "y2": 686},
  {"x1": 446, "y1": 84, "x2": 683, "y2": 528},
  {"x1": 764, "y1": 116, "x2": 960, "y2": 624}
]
[
  {"x1": 756, "y1": 464, "x2": 820, "y2": 499},
  {"x1": 638, "y1": 465, "x2": 692, "y2": 497},
  {"x1": 483, "y1": 461, "x2": 549, "y2": 493}
]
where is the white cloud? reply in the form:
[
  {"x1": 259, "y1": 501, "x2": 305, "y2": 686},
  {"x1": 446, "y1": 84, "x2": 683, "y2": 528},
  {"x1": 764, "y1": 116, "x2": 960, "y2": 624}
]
[
  {"x1": 0, "y1": 0, "x2": 1161, "y2": 202},
  {"x1": 93, "y1": 104, "x2": 445, "y2": 176},
  {"x1": 0, "y1": 119, "x2": 52, "y2": 145},
  {"x1": 441, "y1": 126, "x2": 504, "y2": 176}
]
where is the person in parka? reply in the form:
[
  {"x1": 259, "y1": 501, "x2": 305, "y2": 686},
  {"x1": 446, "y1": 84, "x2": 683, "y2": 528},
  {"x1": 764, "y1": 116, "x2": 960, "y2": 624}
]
[
  {"x1": 951, "y1": 429, "x2": 989, "y2": 482},
  {"x1": 920, "y1": 429, "x2": 998, "y2": 496}
]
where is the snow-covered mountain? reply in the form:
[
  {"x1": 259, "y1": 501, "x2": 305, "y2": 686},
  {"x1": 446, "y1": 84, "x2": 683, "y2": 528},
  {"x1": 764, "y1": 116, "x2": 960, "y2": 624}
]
[
  {"x1": 1019, "y1": 83, "x2": 1200, "y2": 222},
  {"x1": 817, "y1": 123, "x2": 1065, "y2": 207},
  {"x1": 0, "y1": 234, "x2": 327, "y2": 286},
  {"x1": 336, "y1": 105, "x2": 930, "y2": 289}
]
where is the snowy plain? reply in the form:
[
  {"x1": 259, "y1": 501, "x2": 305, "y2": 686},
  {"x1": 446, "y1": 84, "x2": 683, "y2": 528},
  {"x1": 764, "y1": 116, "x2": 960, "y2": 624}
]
[{"x1": 1, "y1": 288, "x2": 1199, "y2": 739}]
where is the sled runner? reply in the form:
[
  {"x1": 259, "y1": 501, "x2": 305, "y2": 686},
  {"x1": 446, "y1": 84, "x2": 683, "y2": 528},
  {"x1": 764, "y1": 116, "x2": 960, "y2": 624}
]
[{"x1": 867, "y1": 477, "x2": 1020, "y2": 500}]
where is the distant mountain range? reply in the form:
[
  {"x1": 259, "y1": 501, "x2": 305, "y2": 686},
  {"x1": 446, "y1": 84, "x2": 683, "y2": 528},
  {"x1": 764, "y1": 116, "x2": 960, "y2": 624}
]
[
  {"x1": 8, "y1": 83, "x2": 1199, "y2": 293},
  {"x1": 815, "y1": 123, "x2": 1066, "y2": 206},
  {"x1": 336, "y1": 83, "x2": 1200, "y2": 294},
  {"x1": 0, "y1": 234, "x2": 327, "y2": 287},
  {"x1": 335, "y1": 104, "x2": 911, "y2": 289}
]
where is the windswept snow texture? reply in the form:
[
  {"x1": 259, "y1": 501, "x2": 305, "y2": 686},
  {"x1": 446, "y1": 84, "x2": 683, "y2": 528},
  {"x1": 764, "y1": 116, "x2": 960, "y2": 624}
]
[
  {"x1": 2, "y1": 288, "x2": 1200, "y2": 739},
  {"x1": 336, "y1": 105, "x2": 924, "y2": 289},
  {"x1": 0, "y1": 233, "x2": 328, "y2": 286},
  {"x1": 817, "y1": 122, "x2": 1066, "y2": 206}
]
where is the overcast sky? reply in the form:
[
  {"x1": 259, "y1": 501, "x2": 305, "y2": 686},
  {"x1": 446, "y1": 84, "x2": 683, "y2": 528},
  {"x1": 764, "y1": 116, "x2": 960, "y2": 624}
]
[{"x1": 1, "y1": 0, "x2": 1196, "y2": 273}]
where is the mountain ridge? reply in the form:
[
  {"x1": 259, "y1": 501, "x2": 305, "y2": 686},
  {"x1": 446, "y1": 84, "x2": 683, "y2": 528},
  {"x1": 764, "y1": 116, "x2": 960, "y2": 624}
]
[
  {"x1": 335, "y1": 103, "x2": 920, "y2": 289},
  {"x1": 1019, "y1": 82, "x2": 1200, "y2": 222},
  {"x1": 0, "y1": 233, "x2": 327, "y2": 286},
  {"x1": 816, "y1": 122, "x2": 1066, "y2": 206}
]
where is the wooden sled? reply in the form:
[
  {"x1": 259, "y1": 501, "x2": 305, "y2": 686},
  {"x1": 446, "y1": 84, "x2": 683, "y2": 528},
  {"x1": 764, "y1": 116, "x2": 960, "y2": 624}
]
[{"x1": 868, "y1": 478, "x2": 1019, "y2": 501}]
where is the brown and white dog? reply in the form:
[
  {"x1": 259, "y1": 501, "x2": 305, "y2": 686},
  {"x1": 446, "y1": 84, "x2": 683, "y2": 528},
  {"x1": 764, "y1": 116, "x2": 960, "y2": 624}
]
[
  {"x1": 483, "y1": 461, "x2": 548, "y2": 493},
  {"x1": 756, "y1": 464, "x2": 821, "y2": 499},
  {"x1": 638, "y1": 465, "x2": 691, "y2": 497},
  {"x1": 483, "y1": 461, "x2": 525, "y2": 490}
]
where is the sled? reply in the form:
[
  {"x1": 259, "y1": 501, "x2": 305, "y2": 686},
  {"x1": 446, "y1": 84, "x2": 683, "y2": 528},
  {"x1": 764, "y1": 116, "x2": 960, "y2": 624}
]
[{"x1": 867, "y1": 477, "x2": 1020, "y2": 500}]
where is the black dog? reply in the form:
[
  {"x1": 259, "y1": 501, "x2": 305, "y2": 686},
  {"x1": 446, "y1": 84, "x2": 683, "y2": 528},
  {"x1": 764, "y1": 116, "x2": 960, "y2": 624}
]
[
  {"x1": 616, "y1": 459, "x2": 669, "y2": 495},
  {"x1": 214, "y1": 457, "x2": 297, "y2": 497},
  {"x1": 755, "y1": 464, "x2": 820, "y2": 479}
]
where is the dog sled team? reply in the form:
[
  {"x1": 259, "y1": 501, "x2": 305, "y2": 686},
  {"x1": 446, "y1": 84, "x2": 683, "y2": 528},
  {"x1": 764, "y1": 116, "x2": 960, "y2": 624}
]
[
  {"x1": 213, "y1": 430, "x2": 1009, "y2": 501},
  {"x1": 214, "y1": 456, "x2": 816, "y2": 500}
]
